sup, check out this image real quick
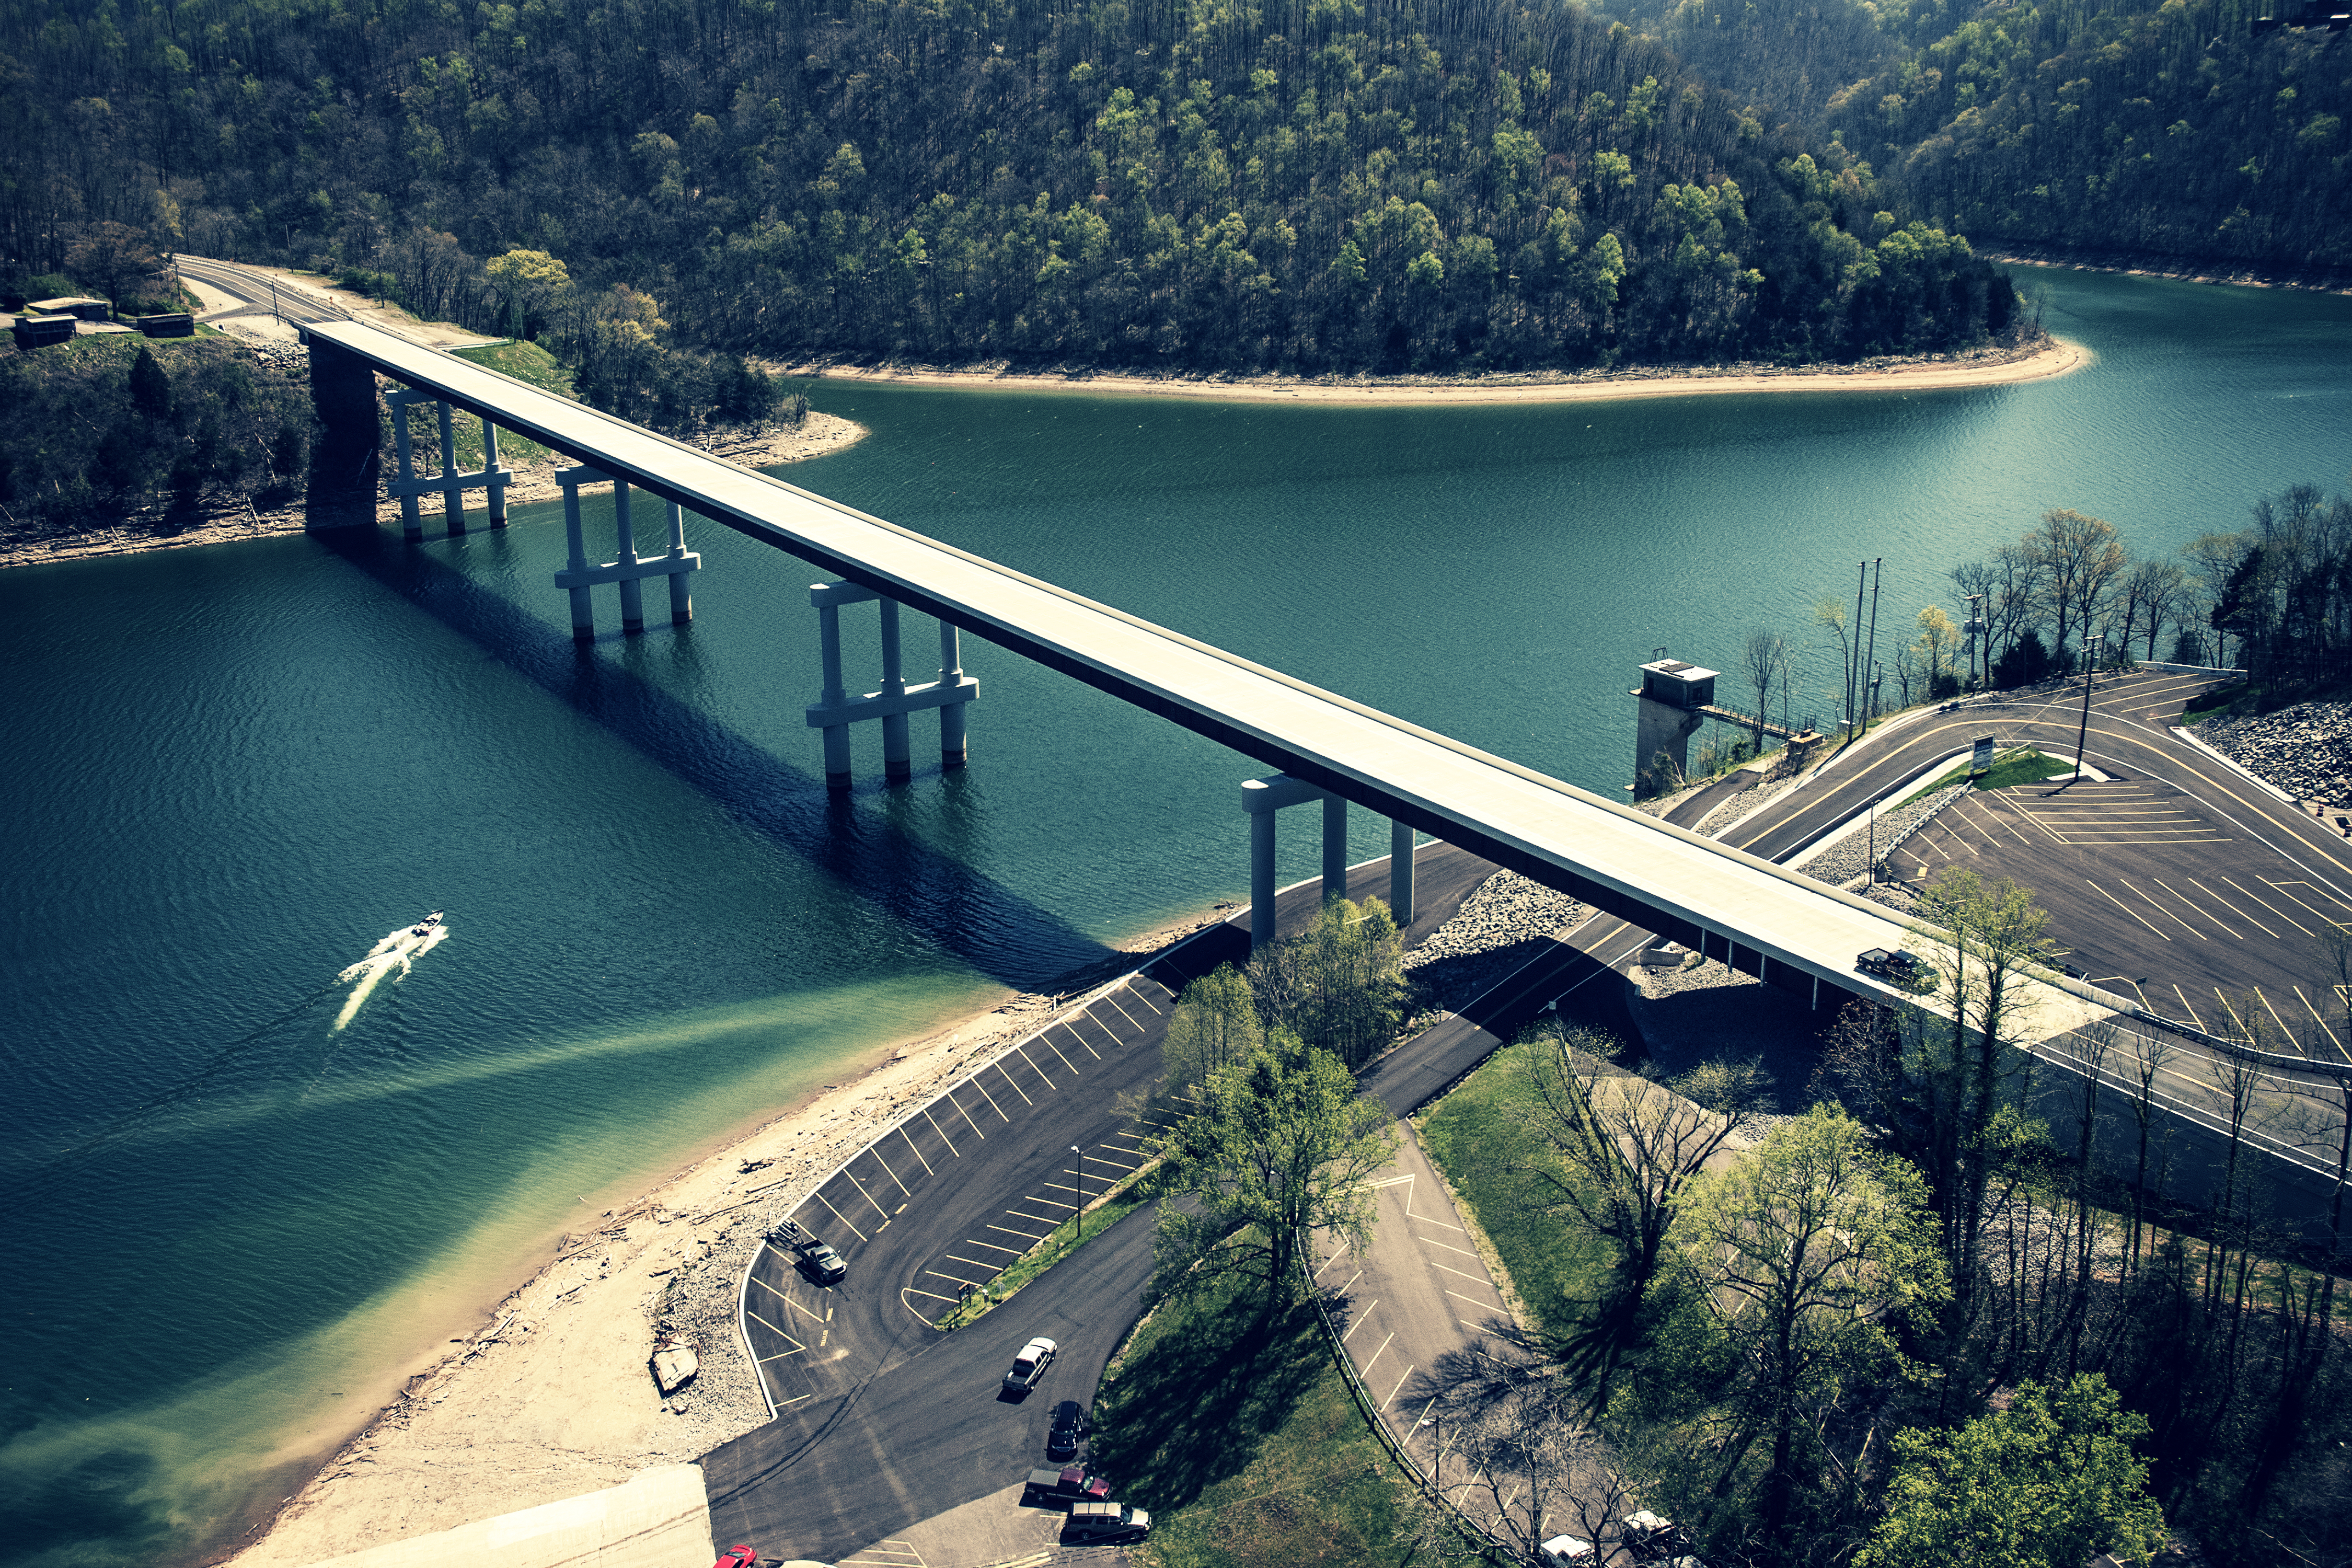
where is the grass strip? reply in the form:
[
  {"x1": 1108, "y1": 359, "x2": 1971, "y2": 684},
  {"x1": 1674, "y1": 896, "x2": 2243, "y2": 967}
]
[
  {"x1": 1897, "y1": 746, "x2": 2076, "y2": 808},
  {"x1": 1090, "y1": 1268, "x2": 1420, "y2": 1568},
  {"x1": 938, "y1": 1173, "x2": 1151, "y2": 1329}
]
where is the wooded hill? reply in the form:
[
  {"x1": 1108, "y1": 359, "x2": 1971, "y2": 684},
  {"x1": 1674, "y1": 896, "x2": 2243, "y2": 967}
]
[
  {"x1": 1611, "y1": 0, "x2": 2352, "y2": 274},
  {"x1": 1, "y1": 0, "x2": 2027, "y2": 375}
]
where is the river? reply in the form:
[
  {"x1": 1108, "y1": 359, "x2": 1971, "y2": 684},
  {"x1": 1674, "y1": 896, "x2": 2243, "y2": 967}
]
[{"x1": 1, "y1": 267, "x2": 2347, "y2": 1567}]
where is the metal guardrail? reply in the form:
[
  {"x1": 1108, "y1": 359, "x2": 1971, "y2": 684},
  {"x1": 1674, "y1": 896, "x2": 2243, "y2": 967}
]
[
  {"x1": 2126, "y1": 1008, "x2": 2352, "y2": 1085},
  {"x1": 1297, "y1": 1232, "x2": 1516, "y2": 1564}
]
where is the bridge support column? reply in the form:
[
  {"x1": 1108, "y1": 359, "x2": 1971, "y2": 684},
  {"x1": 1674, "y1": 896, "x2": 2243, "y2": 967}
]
[
  {"x1": 1390, "y1": 818, "x2": 1416, "y2": 925},
  {"x1": 805, "y1": 581, "x2": 979, "y2": 791},
  {"x1": 559, "y1": 468, "x2": 596, "y2": 641},
  {"x1": 880, "y1": 599, "x2": 912, "y2": 781},
  {"x1": 939, "y1": 621, "x2": 969, "y2": 768},
  {"x1": 485, "y1": 421, "x2": 506, "y2": 527},
  {"x1": 664, "y1": 502, "x2": 691, "y2": 624},
  {"x1": 437, "y1": 400, "x2": 465, "y2": 535},
  {"x1": 1322, "y1": 796, "x2": 1348, "y2": 904},
  {"x1": 387, "y1": 388, "x2": 427, "y2": 541},
  {"x1": 613, "y1": 480, "x2": 644, "y2": 633}
]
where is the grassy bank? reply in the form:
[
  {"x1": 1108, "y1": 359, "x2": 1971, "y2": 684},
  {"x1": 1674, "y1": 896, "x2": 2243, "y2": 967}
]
[
  {"x1": 938, "y1": 1180, "x2": 1152, "y2": 1330},
  {"x1": 1898, "y1": 746, "x2": 2076, "y2": 806},
  {"x1": 400, "y1": 340, "x2": 572, "y2": 472},
  {"x1": 1089, "y1": 1271, "x2": 1420, "y2": 1568}
]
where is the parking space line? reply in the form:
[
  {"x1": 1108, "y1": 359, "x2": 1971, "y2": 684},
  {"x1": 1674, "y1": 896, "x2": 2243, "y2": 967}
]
[
  {"x1": 988, "y1": 1222, "x2": 1049, "y2": 1242},
  {"x1": 2293, "y1": 987, "x2": 2345, "y2": 1048},
  {"x1": 754, "y1": 1275, "x2": 829, "y2": 1324},
  {"x1": 904, "y1": 1285, "x2": 959, "y2": 1305},
  {"x1": 964, "y1": 1238, "x2": 1024, "y2": 1255},
  {"x1": 1055, "y1": 1022, "x2": 1104, "y2": 1062},
  {"x1": 2172, "y1": 985, "x2": 2207, "y2": 1028},
  {"x1": 923, "y1": 1105, "x2": 964, "y2": 1154},
  {"x1": 1012, "y1": 1043, "x2": 1057, "y2": 1091},
  {"x1": 2215, "y1": 991, "x2": 2252, "y2": 1037},
  {"x1": 814, "y1": 1191, "x2": 870, "y2": 1243},
  {"x1": 1445, "y1": 1288, "x2": 1501, "y2": 1310},
  {"x1": 744, "y1": 1308, "x2": 803, "y2": 1351},
  {"x1": 1074, "y1": 1012, "x2": 1128, "y2": 1053},
  {"x1": 965, "y1": 1074, "x2": 1009, "y2": 1122},
  {"x1": 1383, "y1": 1365, "x2": 1415, "y2": 1412},
  {"x1": 1041, "y1": 1180, "x2": 1083, "y2": 1200},
  {"x1": 1121, "y1": 978, "x2": 1163, "y2": 1014},
  {"x1": 1429, "y1": 1259, "x2": 1496, "y2": 1285},
  {"x1": 1342, "y1": 1302, "x2": 1380, "y2": 1342},
  {"x1": 986, "y1": 1059, "x2": 1035, "y2": 1106},
  {"x1": 1418, "y1": 1237, "x2": 1484, "y2": 1260},
  {"x1": 1101, "y1": 991, "x2": 1147, "y2": 1033},
  {"x1": 1359, "y1": 1331, "x2": 1396, "y2": 1373},
  {"x1": 755, "y1": 1347, "x2": 805, "y2": 1365},
  {"x1": 1015, "y1": 1196, "x2": 1076, "y2": 1214},
  {"x1": 2124, "y1": 978, "x2": 2156, "y2": 1011},
  {"x1": 843, "y1": 1165, "x2": 893, "y2": 1220},
  {"x1": 2257, "y1": 989, "x2": 2301, "y2": 1040},
  {"x1": 2264, "y1": 881, "x2": 2349, "y2": 928},
  {"x1": 2086, "y1": 879, "x2": 2171, "y2": 939},
  {"x1": 946, "y1": 1253, "x2": 1001, "y2": 1271},
  {"x1": 863, "y1": 1146, "x2": 913, "y2": 1200},
  {"x1": 1036, "y1": 1033, "x2": 1081, "y2": 1076},
  {"x1": 2289, "y1": 879, "x2": 2352, "y2": 914},
  {"x1": 1315, "y1": 1242, "x2": 1351, "y2": 1277},
  {"x1": 898, "y1": 1125, "x2": 937, "y2": 1177},
  {"x1": 924, "y1": 1267, "x2": 982, "y2": 1288},
  {"x1": 2223, "y1": 877, "x2": 2316, "y2": 936},
  {"x1": 2187, "y1": 878, "x2": 2279, "y2": 938},
  {"x1": 2147, "y1": 878, "x2": 2233, "y2": 938}
]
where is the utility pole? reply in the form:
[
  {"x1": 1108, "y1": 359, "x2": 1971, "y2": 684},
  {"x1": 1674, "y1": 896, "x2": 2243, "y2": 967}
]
[
  {"x1": 1863, "y1": 558, "x2": 1884, "y2": 728},
  {"x1": 1963, "y1": 592, "x2": 1985, "y2": 693},
  {"x1": 2073, "y1": 630, "x2": 2104, "y2": 782},
  {"x1": 1849, "y1": 562, "x2": 1867, "y2": 742}
]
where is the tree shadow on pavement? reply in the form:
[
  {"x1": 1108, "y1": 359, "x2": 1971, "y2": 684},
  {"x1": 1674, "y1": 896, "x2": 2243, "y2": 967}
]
[{"x1": 1087, "y1": 1280, "x2": 1332, "y2": 1513}]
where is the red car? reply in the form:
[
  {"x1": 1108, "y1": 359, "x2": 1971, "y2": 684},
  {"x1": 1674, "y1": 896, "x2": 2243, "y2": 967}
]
[{"x1": 712, "y1": 1547, "x2": 757, "y2": 1568}]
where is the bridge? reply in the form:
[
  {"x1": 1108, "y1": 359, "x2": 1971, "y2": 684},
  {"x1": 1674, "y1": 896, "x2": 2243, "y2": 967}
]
[{"x1": 301, "y1": 317, "x2": 2118, "y2": 1037}]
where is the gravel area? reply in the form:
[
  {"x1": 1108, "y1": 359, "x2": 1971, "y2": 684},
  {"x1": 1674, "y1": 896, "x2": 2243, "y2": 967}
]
[
  {"x1": 1796, "y1": 781, "x2": 1969, "y2": 887},
  {"x1": 2192, "y1": 701, "x2": 2352, "y2": 804},
  {"x1": 1694, "y1": 769, "x2": 1803, "y2": 836},
  {"x1": 1402, "y1": 871, "x2": 1588, "y2": 1013}
]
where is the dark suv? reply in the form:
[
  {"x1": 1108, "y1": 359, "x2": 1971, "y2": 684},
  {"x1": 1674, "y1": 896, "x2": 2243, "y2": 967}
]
[{"x1": 1046, "y1": 1400, "x2": 1088, "y2": 1460}]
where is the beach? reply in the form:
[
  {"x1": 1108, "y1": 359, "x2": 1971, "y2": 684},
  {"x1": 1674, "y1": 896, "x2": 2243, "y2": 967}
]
[
  {"x1": 783, "y1": 333, "x2": 2086, "y2": 407},
  {"x1": 222, "y1": 908, "x2": 1231, "y2": 1568}
]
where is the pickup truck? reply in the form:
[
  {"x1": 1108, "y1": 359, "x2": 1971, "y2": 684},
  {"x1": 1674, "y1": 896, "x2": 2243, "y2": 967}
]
[
  {"x1": 1065, "y1": 1501, "x2": 1150, "y2": 1544},
  {"x1": 1021, "y1": 1467, "x2": 1110, "y2": 1506},
  {"x1": 1002, "y1": 1335, "x2": 1057, "y2": 1392},
  {"x1": 764, "y1": 1219, "x2": 848, "y2": 1284}
]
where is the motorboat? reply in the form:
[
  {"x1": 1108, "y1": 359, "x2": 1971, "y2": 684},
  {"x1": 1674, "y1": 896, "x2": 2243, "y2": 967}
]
[{"x1": 410, "y1": 911, "x2": 444, "y2": 937}]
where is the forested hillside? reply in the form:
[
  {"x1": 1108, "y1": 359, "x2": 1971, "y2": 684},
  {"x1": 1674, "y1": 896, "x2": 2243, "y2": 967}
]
[
  {"x1": 1, "y1": 0, "x2": 2027, "y2": 375},
  {"x1": 1612, "y1": 0, "x2": 2352, "y2": 273}
]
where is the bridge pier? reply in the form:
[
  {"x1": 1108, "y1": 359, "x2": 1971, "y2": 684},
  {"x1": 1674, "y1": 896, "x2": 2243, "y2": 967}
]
[
  {"x1": 555, "y1": 467, "x2": 701, "y2": 640},
  {"x1": 1240, "y1": 774, "x2": 1418, "y2": 952},
  {"x1": 805, "y1": 581, "x2": 979, "y2": 790},
  {"x1": 385, "y1": 389, "x2": 513, "y2": 541},
  {"x1": 300, "y1": 332, "x2": 381, "y2": 528}
]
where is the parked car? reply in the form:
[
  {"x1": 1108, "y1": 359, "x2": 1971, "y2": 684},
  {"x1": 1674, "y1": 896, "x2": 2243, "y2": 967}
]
[
  {"x1": 1019, "y1": 1466, "x2": 1109, "y2": 1506},
  {"x1": 1046, "y1": 1399, "x2": 1088, "y2": 1460},
  {"x1": 710, "y1": 1546, "x2": 758, "y2": 1568},
  {"x1": 1064, "y1": 1501, "x2": 1150, "y2": 1544},
  {"x1": 1621, "y1": 1511, "x2": 1694, "y2": 1563},
  {"x1": 1002, "y1": 1334, "x2": 1057, "y2": 1392},
  {"x1": 1538, "y1": 1537, "x2": 1593, "y2": 1565}
]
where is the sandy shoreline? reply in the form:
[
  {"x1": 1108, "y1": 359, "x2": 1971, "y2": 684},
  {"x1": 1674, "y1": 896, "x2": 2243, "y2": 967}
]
[
  {"x1": 0, "y1": 412, "x2": 867, "y2": 574},
  {"x1": 220, "y1": 906, "x2": 1233, "y2": 1568},
  {"x1": 785, "y1": 334, "x2": 2086, "y2": 407}
]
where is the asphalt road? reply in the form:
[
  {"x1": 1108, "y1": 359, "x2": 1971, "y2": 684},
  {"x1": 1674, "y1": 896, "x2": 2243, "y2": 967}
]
[
  {"x1": 702, "y1": 840, "x2": 1504, "y2": 1561},
  {"x1": 175, "y1": 253, "x2": 353, "y2": 326}
]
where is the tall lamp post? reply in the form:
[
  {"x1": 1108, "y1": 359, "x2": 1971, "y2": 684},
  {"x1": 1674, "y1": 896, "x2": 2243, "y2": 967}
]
[{"x1": 2074, "y1": 630, "x2": 2105, "y2": 782}]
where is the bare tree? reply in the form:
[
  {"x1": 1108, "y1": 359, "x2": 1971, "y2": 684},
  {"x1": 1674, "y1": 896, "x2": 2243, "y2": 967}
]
[
  {"x1": 1815, "y1": 595, "x2": 1855, "y2": 735},
  {"x1": 1415, "y1": 1325, "x2": 1640, "y2": 1564},
  {"x1": 1742, "y1": 628, "x2": 1782, "y2": 758},
  {"x1": 2028, "y1": 509, "x2": 2128, "y2": 671},
  {"x1": 2116, "y1": 559, "x2": 2190, "y2": 663},
  {"x1": 1517, "y1": 1019, "x2": 1765, "y2": 1410}
]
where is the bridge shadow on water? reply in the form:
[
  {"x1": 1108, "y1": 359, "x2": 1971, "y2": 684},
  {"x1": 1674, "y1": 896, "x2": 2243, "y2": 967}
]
[{"x1": 316, "y1": 527, "x2": 1117, "y2": 993}]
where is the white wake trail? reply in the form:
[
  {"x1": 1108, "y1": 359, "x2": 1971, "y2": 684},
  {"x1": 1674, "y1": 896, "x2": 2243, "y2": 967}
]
[{"x1": 333, "y1": 917, "x2": 449, "y2": 1031}]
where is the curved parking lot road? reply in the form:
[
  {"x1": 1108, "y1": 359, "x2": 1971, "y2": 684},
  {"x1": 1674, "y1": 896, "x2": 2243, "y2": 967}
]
[{"x1": 701, "y1": 843, "x2": 1503, "y2": 1562}]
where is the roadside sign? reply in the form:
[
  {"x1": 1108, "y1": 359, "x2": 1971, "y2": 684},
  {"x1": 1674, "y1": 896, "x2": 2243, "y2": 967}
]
[{"x1": 1971, "y1": 736, "x2": 1995, "y2": 775}]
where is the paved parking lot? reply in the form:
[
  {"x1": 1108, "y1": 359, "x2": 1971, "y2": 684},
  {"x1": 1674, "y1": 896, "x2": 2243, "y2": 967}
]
[{"x1": 1887, "y1": 776, "x2": 2352, "y2": 1041}]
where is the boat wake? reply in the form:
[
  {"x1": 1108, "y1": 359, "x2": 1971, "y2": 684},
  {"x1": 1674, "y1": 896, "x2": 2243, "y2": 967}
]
[{"x1": 333, "y1": 912, "x2": 449, "y2": 1031}]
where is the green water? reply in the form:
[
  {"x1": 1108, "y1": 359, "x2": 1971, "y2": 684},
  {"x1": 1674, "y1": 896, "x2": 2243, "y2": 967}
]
[{"x1": 1, "y1": 268, "x2": 2347, "y2": 1565}]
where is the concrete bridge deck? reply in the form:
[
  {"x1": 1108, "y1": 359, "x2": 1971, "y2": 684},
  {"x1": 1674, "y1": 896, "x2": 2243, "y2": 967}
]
[{"x1": 305, "y1": 320, "x2": 2115, "y2": 1042}]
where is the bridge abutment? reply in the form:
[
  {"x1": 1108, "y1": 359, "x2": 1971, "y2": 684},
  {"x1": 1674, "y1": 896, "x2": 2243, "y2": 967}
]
[{"x1": 301, "y1": 332, "x2": 382, "y2": 529}]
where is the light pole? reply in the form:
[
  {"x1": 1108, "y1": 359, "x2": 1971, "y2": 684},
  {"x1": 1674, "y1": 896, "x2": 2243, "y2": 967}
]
[{"x1": 2073, "y1": 630, "x2": 2105, "y2": 782}]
